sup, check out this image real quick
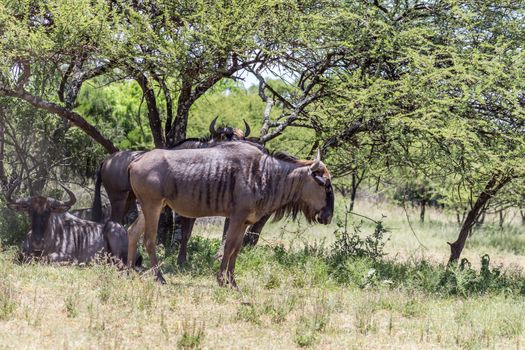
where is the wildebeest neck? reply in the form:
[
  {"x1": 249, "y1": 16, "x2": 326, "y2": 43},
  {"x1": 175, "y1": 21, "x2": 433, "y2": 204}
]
[
  {"x1": 257, "y1": 155, "x2": 317, "y2": 222},
  {"x1": 31, "y1": 210, "x2": 51, "y2": 245}
]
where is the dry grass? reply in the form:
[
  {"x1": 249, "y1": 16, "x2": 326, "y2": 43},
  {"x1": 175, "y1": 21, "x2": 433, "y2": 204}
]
[{"x1": 1, "y1": 198, "x2": 525, "y2": 349}]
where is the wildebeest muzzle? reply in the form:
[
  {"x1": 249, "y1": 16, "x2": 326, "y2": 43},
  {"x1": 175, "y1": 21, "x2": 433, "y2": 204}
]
[{"x1": 313, "y1": 175, "x2": 334, "y2": 225}]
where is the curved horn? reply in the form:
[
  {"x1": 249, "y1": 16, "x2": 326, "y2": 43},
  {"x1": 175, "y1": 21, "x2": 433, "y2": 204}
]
[
  {"x1": 5, "y1": 180, "x2": 21, "y2": 205},
  {"x1": 310, "y1": 149, "x2": 322, "y2": 172},
  {"x1": 59, "y1": 185, "x2": 76, "y2": 208},
  {"x1": 209, "y1": 116, "x2": 219, "y2": 136},
  {"x1": 243, "y1": 119, "x2": 251, "y2": 137}
]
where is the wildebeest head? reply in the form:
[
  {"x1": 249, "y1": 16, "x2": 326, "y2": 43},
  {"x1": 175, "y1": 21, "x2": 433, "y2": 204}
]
[
  {"x1": 300, "y1": 150, "x2": 334, "y2": 225},
  {"x1": 6, "y1": 184, "x2": 76, "y2": 250},
  {"x1": 209, "y1": 116, "x2": 251, "y2": 141}
]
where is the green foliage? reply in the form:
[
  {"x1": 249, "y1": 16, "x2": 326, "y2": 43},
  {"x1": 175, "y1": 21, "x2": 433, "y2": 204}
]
[
  {"x1": 76, "y1": 81, "x2": 154, "y2": 150},
  {"x1": 0, "y1": 205, "x2": 28, "y2": 247},
  {"x1": 166, "y1": 234, "x2": 525, "y2": 298},
  {"x1": 331, "y1": 218, "x2": 389, "y2": 263}
]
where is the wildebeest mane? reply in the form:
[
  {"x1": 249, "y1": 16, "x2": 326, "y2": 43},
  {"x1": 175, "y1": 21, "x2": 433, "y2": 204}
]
[
  {"x1": 202, "y1": 140, "x2": 308, "y2": 164},
  {"x1": 168, "y1": 136, "x2": 213, "y2": 149}
]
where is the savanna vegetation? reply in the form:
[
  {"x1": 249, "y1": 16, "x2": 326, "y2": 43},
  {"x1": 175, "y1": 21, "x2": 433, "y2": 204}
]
[{"x1": 1, "y1": 0, "x2": 525, "y2": 349}]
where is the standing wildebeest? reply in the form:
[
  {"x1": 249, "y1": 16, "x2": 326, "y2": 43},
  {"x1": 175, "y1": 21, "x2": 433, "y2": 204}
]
[
  {"x1": 91, "y1": 117, "x2": 270, "y2": 265},
  {"x1": 7, "y1": 184, "x2": 138, "y2": 264},
  {"x1": 92, "y1": 117, "x2": 250, "y2": 224},
  {"x1": 127, "y1": 142, "x2": 334, "y2": 287}
]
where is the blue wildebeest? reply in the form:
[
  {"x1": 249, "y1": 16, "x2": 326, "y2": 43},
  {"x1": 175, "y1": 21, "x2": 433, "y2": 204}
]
[
  {"x1": 91, "y1": 117, "x2": 269, "y2": 265},
  {"x1": 7, "y1": 184, "x2": 140, "y2": 265},
  {"x1": 127, "y1": 141, "x2": 334, "y2": 287},
  {"x1": 92, "y1": 117, "x2": 251, "y2": 223}
]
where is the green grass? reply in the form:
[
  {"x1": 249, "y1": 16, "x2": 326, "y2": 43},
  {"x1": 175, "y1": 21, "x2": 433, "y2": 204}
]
[{"x1": 1, "y1": 199, "x2": 525, "y2": 349}]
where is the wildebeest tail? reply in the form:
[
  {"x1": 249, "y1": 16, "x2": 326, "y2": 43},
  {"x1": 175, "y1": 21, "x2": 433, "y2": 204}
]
[{"x1": 92, "y1": 163, "x2": 104, "y2": 222}]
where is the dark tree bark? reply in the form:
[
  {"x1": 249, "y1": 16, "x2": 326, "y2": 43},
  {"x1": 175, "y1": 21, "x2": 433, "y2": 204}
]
[
  {"x1": 348, "y1": 168, "x2": 366, "y2": 212},
  {"x1": 169, "y1": 79, "x2": 193, "y2": 144},
  {"x1": 420, "y1": 199, "x2": 427, "y2": 223},
  {"x1": 135, "y1": 72, "x2": 165, "y2": 148},
  {"x1": 475, "y1": 211, "x2": 486, "y2": 227},
  {"x1": 498, "y1": 209, "x2": 505, "y2": 228},
  {"x1": 448, "y1": 174, "x2": 512, "y2": 263}
]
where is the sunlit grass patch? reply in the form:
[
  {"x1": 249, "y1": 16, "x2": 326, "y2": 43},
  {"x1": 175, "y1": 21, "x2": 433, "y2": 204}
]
[{"x1": 2, "y1": 200, "x2": 525, "y2": 349}]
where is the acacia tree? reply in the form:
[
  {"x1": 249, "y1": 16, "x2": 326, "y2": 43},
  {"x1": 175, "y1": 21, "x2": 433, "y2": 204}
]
[
  {"x1": 307, "y1": 1, "x2": 525, "y2": 262},
  {"x1": 0, "y1": 0, "x2": 349, "y2": 153}
]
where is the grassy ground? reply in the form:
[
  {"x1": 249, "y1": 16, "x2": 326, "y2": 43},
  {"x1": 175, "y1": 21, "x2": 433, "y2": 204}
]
[{"x1": 1, "y1": 198, "x2": 525, "y2": 349}]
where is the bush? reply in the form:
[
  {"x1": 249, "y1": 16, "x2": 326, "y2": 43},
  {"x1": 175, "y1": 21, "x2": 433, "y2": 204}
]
[{"x1": 0, "y1": 205, "x2": 29, "y2": 247}]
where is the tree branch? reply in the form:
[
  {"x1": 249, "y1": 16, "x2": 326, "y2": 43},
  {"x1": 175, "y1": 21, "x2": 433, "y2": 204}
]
[
  {"x1": 0, "y1": 85, "x2": 118, "y2": 153},
  {"x1": 134, "y1": 71, "x2": 165, "y2": 148}
]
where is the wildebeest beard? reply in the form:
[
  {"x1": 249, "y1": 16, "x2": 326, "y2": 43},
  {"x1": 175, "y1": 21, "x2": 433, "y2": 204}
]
[{"x1": 272, "y1": 199, "x2": 320, "y2": 224}]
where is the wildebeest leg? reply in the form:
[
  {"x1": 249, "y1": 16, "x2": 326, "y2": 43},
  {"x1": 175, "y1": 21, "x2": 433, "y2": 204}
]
[
  {"x1": 217, "y1": 217, "x2": 247, "y2": 289},
  {"x1": 214, "y1": 218, "x2": 230, "y2": 260},
  {"x1": 123, "y1": 193, "x2": 138, "y2": 225},
  {"x1": 243, "y1": 214, "x2": 271, "y2": 247},
  {"x1": 107, "y1": 190, "x2": 130, "y2": 224},
  {"x1": 47, "y1": 252, "x2": 74, "y2": 263},
  {"x1": 141, "y1": 202, "x2": 166, "y2": 284},
  {"x1": 177, "y1": 217, "x2": 196, "y2": 266},
  {"x1": 127, "y1": 210, "x2": 145, "y2": 270}
]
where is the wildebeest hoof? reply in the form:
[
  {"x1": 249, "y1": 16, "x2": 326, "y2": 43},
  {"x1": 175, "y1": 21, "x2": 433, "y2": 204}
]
[
  {"x1": 133, "y1": 265, "x2": 146, "y2": 273},
  {"x1": 217, "y1": 272, "x2": 226, "y2": 287},
  {"x1": 227, "y1": 275, "x2": 238, "y2": 290}
]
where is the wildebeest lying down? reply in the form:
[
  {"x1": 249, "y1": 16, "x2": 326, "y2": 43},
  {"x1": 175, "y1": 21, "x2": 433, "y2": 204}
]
[
  {"x1": 127, "y1": 141, "x2": 334, "y2": 287},
  {"x1": 6, "y1": 184, "x2": 140, "y2": 265}
]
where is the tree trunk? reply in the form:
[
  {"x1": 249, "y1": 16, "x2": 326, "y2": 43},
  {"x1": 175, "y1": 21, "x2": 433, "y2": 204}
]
[
  {"x1": 498, "y1": 209, "x2": 504, "y2": 228},
  {"x1": 475, "y1": 211, "x2": 486, "y2": 227},
  {"x1": 420, "y1": 199, "x2": 427, "y2": 223},
  {"x1": 448, "y1": 174, "x2": 512, "y2": 263},
  {"x1": 135, "y1": 73, "x2": 165, "y2": 148},
  {"x1": 520, "y1": 209, "x2": 525, "y2": 226},
  {"x1": 349, "y1": 173, "x2": 358, "y2": 212},
  {"x1": 167, "y1": 80, "x2": 192, "y2": 146}
]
